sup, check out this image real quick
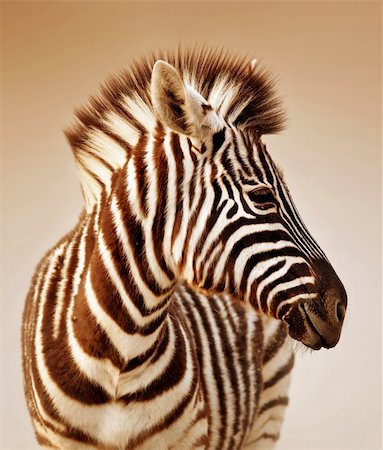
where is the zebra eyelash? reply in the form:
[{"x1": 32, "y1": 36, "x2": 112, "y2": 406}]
[{"x1": 247, "y1": 186, "x2": 278, "y2": 209}]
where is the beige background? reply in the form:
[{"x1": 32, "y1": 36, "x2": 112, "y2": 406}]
[{"x1": 1, "y1": 2, "x2": 381, "y2": 449}]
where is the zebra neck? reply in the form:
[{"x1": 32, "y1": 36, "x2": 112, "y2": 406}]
[{"x1": 72, "y1": 163, "x2": 177, "y2": 369}]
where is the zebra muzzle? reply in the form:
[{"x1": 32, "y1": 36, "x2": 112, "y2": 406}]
[
  {"x1": 283, "y1": 295, "x2": 346, "y2": 350},
  {"x1": 300, "y1": 300, "x2": 345, "y2": 349}
]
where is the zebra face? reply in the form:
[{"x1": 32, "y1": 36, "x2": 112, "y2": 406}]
[{"x1": 151, "y1": 60, "x2": 347, "y2": 350}]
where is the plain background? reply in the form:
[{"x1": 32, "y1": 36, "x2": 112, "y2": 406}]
[{"x1": 1, "y1": 2, "x2": 381, "y2": 449}]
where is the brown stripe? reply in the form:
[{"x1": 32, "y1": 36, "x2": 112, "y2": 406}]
[
  {"x1": 244, "y1": 132, "x2": 264, "y2": 181},
  {"x1": 248, "y1": 314, "x2": 265, "y2": 430},
  {"x1": 263, "y1": 354, "x2": 294, "y2": 390},
  {"x1": 270, "y1": 282, "x2": 316, "y2": 317},
  {"x1": 35, "y1": 432, "x2": 54, "y2": 447},
  {"x1": 56, "y1": 224, "x2": 85, "y2": 343},
  {"x1": 76, "y1": 158, "x2": 104, "y2": 192},
  {"x1": 170, "y1": 133, "x2": 184, "y2": 247},
  {"x1": 72, "y1": 281, "x2": 125, "y2": 370},
  {"x1": 123, "y1": 322, "x2": 169, "y2": 372},
  {"x1": 209, "y1": 295, "x2": 241, "y2": 449},
  {"x1": 263, "y1": 322, "x2": 288, "y2": 364},
  {"x1": 181, "y1": 165, "x2": 206, "y2": 269},
  {"x1": 113, "y1": 172, "x2": 171, "y2": 297},
  {"x1": 226, "y1": 299, "x2": 253, "y2": 447},
  {"x1": 258, "y1": 396, "x2": 289, "y2": 416},
  {"x1": 93, "y1": 208, "x2": 170, "y2": 330},
  {"x1": 120, "y1": 317, "x2": 188, "y2": 403},
  {"x1": 126, "y1": 366, "x2": 198, "y2": 450},
  {"x1": 25, "y1": 240, "x2": 101, "y2": 442},
  {"x1": 152, "y1": 126, "x2": 175, "y2": 280},
  {"x1": 26, "y1": 259, "x2": 64, "y2": 427},
  {"x1": 133, "y1": 134, "x2": 149, "y2": 216},
  {"x1": 191, "y1": 434, "x2": 209, "y2": 448},
  {"x1": 253, "y1": 432, "x2": 279, "y2": 443},
  {"x1": 88, "y1": 250, "x2": 140, "y2": 334},
  {"x1": 187, "y1": 290, "x2": 227, "y2": 449},
  {"x1": 109, "y1": 98, "x2": 147, "y2": 135},
  {"x1": 169, "y1": 405, "x2": 208, "y2": 450},
  {"x1": 232, "y1": 129, "x2": 252, "y2": 177},
  {"x1": 174, "y1": 289, "x2": 211, "y2": 439},
  {"x1": 192, "y1": 176, "x2": 228, "y2": 283},
  {"x1": 260, "y1": 262, "x2": 312, "y2": 312},
  {"x1": 44, "y1": 278, "x2": 114, "y2": 402},
  {"x1": 187, "y1": 138, "x2": 198, "y2": 209},
  {"x1": 101, "y1": 121, "x2": 133, "y2": 155}
]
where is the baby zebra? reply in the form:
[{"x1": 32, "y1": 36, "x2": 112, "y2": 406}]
[{"x1": 22, "y1": 46, "x2": 347, "y2": 449}]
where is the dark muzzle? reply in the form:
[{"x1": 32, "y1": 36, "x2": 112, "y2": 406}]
[{"x1": 284, "y1": 258, "x2": 347, "y2": 350}]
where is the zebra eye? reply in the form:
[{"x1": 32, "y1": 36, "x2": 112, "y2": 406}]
[{"x1": 248, "y1": 187, "x2": 277, "y2": 209}]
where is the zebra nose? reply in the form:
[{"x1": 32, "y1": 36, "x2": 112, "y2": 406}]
[
  {"x1": 335, "y1": 299, "x2": 346, "y2": 323},
  {"x1": 324, "y1": 277, "x2": 347, "y2": 326},
  {"x1": 303, "y1": 290, "x2": 347, "y2": 349},
  {"x1": 307, "y1": 258, "x2": 347, "y2": 347}
]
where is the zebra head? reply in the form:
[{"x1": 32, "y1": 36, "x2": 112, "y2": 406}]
[{"x1": 151, "y1": 59, "x2": 347, "y2": 350}]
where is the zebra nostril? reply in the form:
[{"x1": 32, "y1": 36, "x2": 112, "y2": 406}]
[{"x1": 336, "y1": 302, "x2": 346, "y2": 322}]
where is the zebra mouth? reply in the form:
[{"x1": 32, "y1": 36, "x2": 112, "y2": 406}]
[
  {"x1": 299, "y1": 304, "x2": 324, "y2": 350},
  {"x1": 284, "y1": 303, "x2": 324, "y2": 350}
]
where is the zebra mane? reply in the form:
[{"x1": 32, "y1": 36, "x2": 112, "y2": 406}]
[{"x1": 65, "y1": 45, "x2": 285, "y2": 211}]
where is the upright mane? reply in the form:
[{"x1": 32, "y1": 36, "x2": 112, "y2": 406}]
[{"x1": 65, "y1": 45, "x2": 285, "y2": 211}]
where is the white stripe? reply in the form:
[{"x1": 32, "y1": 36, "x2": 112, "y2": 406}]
[
  {"x1": 255, "y1": 257, "x2": 305, "y2": 300},
  {"x1": 138, "y1": 389, "x2": 202, "y2": 450},
  {"x1": 183, "y1": 163, "x2": 215, "y2": 282},
  {"x1": 213, "y1": 240, "x2": 296, "y2": 289},
  {"x1": 110, "y1": 197, "x2": 174, "y2": 309},
  {"x1": 276, "y1": 292, "x2": 317, "y2": 318},
  {"x1": 266, "y1": 276, "x2": 315, "y2": 312},
  {"x1": 123, "y1": 93, "x2": 156, "y2": 133},
  {"x1": 245, "y1": 309, "x2": 259, "y2": 436},
  {"x1": 30, "y1": 374, "x2": 67, "y2": 433},
  {"x1": 71, "y1": 219, "x2": 89, "y2": 299},
  {"x1": 172, "y1": 147, "x2": 201, "y2": 270},
  {"x1": 32, "y1": 420, "x2": 95, "y2": 450},
  {"x1": 75, "y1": 160, "x2": 99, "y2": 212},
  {"x1": 163, "y1": 132, "x2": 178, "y2": 267},
  {"x1": 245, "y1": 256, "x2": 304, "y2": 304},
  {"x1": 53, "y1": 236, "x2": 77, "y2": 339},
  {"x1": 219, "y1": 295, "x2": 247, "y2": 448},
  {"x1": 77, "y1": 150, "x2": 111, "y2": 196},
  {"x1": 115, "y1": 318, "x2": 175, "y2": 397},
  {"x1": 262, "y1": 316, "x2": 282, "y2": 348},
  {"x1": 67, "y1": 295, "x2": 120, "y2": 397},
  {"x1": 104, "y1": 111, "x2": 140, "y2": 147},
  {"x1": 126, "y1": 158, "x2": 145, "y2": 220},
  {"x1": 85, "y1": 269, "x2": 163, "y2": 361},
  {"x1": 208, "y1": 78, "x2": 239, "y2": 118},
  {"x1": 177, "y1": 288, "x2": 221, "y2": 449},
  {"x1": 251, "y1": 143, "x2": 269, "y2": 183},
  {"x1": 144, "y1": 135, "x2": 175, "y2": 287},
  {"x1": 200, "y1": 242, "x2": 222, "y2": 283},
  {"x1": 98, "y1": 229, "x2": 168, "y2": 323},
  {"x1": 35, "y1": 277, "x2": 195, "y2": 447},
  {"x1": 198, "y1": 295, "x2": 235, "y2": 450},
  {"x1": 200, "y1": 223, "x2": 286, "y2": 286}
]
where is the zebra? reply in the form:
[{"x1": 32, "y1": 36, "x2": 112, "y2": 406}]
[{"x1": 22, "y1": 46, "x2": 347, "y2": 450}]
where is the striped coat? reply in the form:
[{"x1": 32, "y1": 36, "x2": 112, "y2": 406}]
[{"x1": 22, "y1": 46, "x2": 346, "y2": 449}]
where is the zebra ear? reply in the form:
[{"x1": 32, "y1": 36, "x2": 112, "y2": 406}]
[{"x1": 151, "y1": 60, "x2": 222, "y2": 141}]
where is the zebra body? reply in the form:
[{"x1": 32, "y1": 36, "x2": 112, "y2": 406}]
[
  {"x1": 22, "y1": 47, "x2": 346, "y2": 449},
  {"x1": 23, "y1": 224, "x2": 292, "y2": 448}
]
